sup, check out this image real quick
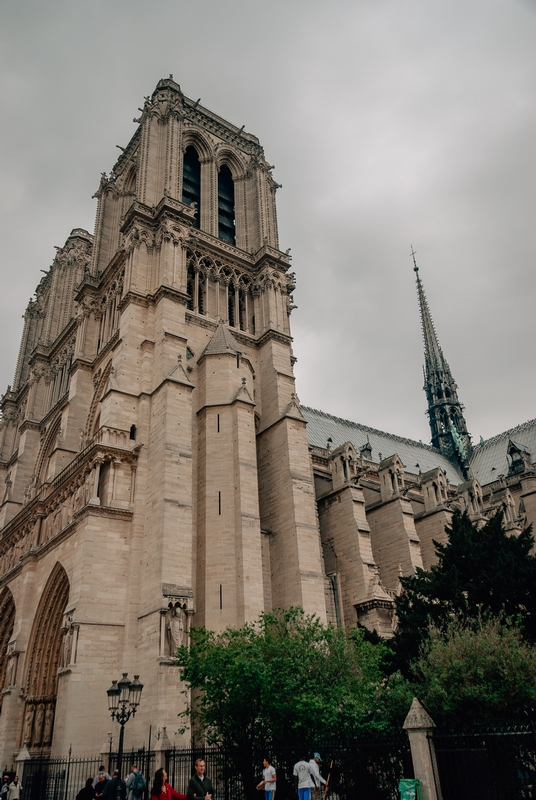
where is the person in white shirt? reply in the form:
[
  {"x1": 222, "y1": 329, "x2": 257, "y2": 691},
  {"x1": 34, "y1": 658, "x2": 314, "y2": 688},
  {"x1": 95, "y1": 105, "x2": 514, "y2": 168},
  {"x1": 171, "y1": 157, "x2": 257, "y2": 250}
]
[
  {"x1": 257, "y1": 757, "x2": 276, "y2": 799},
  {"x1": 308, "y1": 753, "x2": 326, "y2": 800},
  {"x1": 293, "y1": 758, "x2": 314, "y2": 800}
]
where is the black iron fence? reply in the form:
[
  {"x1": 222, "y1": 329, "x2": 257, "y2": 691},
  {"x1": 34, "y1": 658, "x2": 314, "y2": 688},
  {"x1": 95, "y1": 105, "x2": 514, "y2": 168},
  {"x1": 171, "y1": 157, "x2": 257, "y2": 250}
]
[
  {"x1": 20, "y1": 748, "x2": 155, "y2": 800},
  {"x1": 21, "y1": 753, "x2": 101, "y2": 800},
  {"x1": 431, "y1": 725, "x2": 536, "y2": 800},
  {"x1": 166, "y1": 736, "x2": 413, "y2": 800}
]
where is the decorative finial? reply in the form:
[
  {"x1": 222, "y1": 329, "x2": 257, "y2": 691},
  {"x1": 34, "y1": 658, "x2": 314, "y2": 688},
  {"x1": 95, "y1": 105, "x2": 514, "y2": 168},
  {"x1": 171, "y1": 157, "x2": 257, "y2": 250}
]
[{"x1": 410, "y1": 245, "x2": 418, "y2": 273}]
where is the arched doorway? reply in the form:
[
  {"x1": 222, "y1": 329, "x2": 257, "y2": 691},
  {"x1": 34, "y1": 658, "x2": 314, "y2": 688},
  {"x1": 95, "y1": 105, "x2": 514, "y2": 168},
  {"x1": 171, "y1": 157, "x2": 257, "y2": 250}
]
[
  {"x1": 0, "y1": 588, "x2": 15, "y2": 710},
  {"x1": 21, "y1": 563, "x2": 70, "y2": 751}
]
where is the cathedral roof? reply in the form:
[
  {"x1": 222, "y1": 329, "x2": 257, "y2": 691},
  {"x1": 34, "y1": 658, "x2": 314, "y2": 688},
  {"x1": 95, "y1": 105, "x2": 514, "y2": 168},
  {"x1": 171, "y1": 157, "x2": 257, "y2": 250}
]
[
  {"x1": 469, "y1": 418, "x2": 536, "y2": 486},
  {"x1": 200, "y1": 324, "x2": 243, "y2": 358},
  {"x1": 302, "y1": 406, "x2": 464, "y2": 484}
]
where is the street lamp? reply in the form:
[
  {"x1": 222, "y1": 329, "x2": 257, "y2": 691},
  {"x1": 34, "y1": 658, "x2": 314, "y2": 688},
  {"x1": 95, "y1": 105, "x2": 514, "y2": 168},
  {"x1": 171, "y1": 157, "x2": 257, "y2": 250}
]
[{"x1": 106, "y1": 673, "x2": 144, "y2": 778}]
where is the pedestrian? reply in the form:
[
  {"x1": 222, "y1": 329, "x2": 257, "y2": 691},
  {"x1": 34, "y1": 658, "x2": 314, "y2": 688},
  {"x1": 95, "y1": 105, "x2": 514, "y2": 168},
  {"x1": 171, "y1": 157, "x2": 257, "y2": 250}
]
[
  {"x1": 103, "y1": 770, "x2": 126, "y2": 800},
  {"x1": 1, "y1": 775, "x2": 10, "y2": 800},
  {"x1": 150, "y1": 768, "x2": 185, "y2": 800},
  {"x1": 186, "y1": 759, "x2": 213, "y2": 800},
  {"x1": 94, "y1": 767, "x2": 112, "y2": 787},
  {"x1": 95, "y1": 774, "x2": 109, "y2": 800},
  {"x1": 7, "y1": 777, "x2": 21, "y2": 800},
  {"x1": 308, "y1": 753, "x2": 326, "y2": 799},
  {"x1": 76, "y1": 778, "x2": 96, "y2": 800},
  {"x1": 256, "y1": 757, "x2": 276, "y2": 799},
  {"x1": 126, "y1": 764, "x2": 146, "y2": 800},
  {"x1": 293, "y1": 757, "x2": 314, "y2": 800}
]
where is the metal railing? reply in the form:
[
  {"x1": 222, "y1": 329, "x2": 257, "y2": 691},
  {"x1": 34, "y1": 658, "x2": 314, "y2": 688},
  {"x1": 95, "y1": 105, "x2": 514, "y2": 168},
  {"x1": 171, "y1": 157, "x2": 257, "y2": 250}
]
[
  {"x1": 20, "y1": 748, "x2": 155, "y2": 800},
  {"x1": 431, "y1": 725, "x2": 536, "y2": 800},
  {"x1": 166, "y1": 736, "x2": 413, "y2": 800}
]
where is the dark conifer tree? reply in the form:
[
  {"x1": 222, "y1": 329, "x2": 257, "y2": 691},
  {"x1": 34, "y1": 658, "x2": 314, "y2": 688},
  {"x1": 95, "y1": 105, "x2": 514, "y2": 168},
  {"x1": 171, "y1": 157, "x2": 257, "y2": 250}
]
[{"x1": 394, "y1": 510, "x2": 536, "y2": 671}]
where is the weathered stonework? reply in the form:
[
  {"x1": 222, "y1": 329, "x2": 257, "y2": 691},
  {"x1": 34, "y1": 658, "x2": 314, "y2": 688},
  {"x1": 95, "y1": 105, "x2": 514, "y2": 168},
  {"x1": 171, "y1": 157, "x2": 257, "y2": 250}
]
[{"x1": 1, "y1": 78, "x2": 535, "y2": 762}]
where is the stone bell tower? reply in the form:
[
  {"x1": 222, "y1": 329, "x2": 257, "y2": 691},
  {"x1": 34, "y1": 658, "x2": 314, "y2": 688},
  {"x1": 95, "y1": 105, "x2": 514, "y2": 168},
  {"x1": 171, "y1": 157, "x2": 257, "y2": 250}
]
[{"x1": 0, "y1": 77, "x2": 327, "y2": 759}]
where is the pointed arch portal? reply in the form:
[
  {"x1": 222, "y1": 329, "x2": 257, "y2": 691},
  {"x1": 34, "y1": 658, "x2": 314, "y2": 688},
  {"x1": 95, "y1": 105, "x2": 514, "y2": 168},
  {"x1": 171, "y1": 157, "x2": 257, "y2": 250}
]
[
  {"x1": 0, "y1": 588, "x2": 15, "y2": 712},
  {"x1": 22, "y1": 563, "x2": 70, "y2": 751}
]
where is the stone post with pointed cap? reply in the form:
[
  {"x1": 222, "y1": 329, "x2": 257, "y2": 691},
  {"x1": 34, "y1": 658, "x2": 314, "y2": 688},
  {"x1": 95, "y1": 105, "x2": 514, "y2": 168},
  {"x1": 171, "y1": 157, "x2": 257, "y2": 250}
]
[
  {"x1": 403, "y1": 698, "x2": 440, "y2": 800},
  {"x1": 154, "y1": 726, "x2": 172, "y2": 770}
]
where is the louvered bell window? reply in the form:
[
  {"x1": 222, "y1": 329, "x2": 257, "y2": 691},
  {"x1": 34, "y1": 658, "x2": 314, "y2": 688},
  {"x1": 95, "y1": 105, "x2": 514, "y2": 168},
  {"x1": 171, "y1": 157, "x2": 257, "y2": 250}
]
[
  {"x1": 218, "y1": 165, "x2": 235, "y2": 245},
  {"x1": 182, "y1": 146, "x2": 201, "y2": 229}
]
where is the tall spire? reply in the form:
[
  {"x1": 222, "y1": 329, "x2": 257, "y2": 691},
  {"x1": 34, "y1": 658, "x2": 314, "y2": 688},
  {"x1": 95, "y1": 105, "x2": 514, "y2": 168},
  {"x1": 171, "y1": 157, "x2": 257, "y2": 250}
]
[{"x1": 411, "y1": 247, "x2": 472, "y2": 477}]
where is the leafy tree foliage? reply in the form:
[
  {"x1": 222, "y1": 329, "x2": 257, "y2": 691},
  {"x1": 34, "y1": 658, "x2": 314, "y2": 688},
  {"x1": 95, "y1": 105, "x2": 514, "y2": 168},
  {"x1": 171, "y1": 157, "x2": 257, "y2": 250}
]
[
  {"x1": 413, "y1": 617, "x2": 536, "y2": 724},
  {"x1": 176, "y1": 607, "x2": 412, "y2": 752},
  {"x1": 394, "y1": 510, "x2": 536, "y2": 670}
]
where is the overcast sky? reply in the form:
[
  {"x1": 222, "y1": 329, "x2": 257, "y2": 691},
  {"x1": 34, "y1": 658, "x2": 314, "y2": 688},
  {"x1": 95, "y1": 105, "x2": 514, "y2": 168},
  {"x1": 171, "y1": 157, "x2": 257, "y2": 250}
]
[{"x1": 1, "y1": 0, "x2": 535, "y2": 444}]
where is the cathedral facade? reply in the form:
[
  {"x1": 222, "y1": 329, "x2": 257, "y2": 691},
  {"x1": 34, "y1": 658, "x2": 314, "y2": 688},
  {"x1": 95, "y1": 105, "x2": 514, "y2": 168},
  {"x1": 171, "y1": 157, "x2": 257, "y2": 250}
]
[{"x1": 1, "y1": 78, "x2": 535, "y2": 763}]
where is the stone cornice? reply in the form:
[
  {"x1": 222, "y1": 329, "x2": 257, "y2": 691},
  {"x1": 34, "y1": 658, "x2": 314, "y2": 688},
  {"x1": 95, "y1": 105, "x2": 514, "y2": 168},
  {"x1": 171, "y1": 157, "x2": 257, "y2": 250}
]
[{"x1": 256, "y1": 328, "x2": 293, "y2": 349}]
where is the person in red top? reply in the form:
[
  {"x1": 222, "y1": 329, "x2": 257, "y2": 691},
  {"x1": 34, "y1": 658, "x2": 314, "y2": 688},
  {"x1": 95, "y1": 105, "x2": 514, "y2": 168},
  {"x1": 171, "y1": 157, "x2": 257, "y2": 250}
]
[{"x1": 150, "y1": 769, "x2": 186, "y2": 800}]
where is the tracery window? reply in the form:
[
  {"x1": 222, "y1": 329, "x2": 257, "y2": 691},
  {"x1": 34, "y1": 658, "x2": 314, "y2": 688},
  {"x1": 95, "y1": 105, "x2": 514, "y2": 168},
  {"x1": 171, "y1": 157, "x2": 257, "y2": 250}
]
[
  {"x1": 182, "y1": 146, "x2": 201, "y2": 229},
  {"x1": 218, "y1": 165, "x2": 235, "y2": 245}
]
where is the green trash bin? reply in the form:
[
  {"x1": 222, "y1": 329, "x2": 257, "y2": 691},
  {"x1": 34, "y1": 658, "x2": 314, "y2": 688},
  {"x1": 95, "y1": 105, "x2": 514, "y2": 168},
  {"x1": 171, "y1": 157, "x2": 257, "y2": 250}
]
[{"x1": 398, "y1": 778, "x2": 422, "y2": 800}]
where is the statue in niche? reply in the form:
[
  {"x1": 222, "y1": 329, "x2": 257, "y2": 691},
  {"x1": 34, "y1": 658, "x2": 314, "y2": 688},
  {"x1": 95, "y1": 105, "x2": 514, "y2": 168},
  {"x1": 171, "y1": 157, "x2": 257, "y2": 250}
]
[
  {"x1": 23, "y1": 703, "x2": 35, "y2": 745},
  {"x1": 43, "y1": 704, "x2": 54, "y2": 745},
  {"x1": 5, "y1": 645, "x2": 18, "y2": 688},
  {"x1": 61, "y1": 616, "x2": 74, "y2": 667},
  {"x1": 33, "y1": 703, "x2": 45, "y2": 746},
  {"x1": 165, "y1": 603, "x2": 187, "y2": 655}
]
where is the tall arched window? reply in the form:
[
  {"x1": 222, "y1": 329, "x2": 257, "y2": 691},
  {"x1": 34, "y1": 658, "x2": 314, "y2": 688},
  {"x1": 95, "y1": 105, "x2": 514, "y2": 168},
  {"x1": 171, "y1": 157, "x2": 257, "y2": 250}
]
[
  {"x1": 187, "y1": 265, "x2": 195, "y2": 311},
  {"x1": 218, "y1": 164, "x2": 235, "y2": 245},
  {"x1": 182, "y1": 146, "x2": 201, "y2": 229}
]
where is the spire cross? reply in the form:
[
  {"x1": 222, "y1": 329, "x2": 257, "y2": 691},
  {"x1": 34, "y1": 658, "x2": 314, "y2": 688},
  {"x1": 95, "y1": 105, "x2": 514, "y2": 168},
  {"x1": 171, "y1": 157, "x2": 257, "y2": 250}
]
[{"x1": 410, "y1": 245, "x2": 419, "y2": 273}]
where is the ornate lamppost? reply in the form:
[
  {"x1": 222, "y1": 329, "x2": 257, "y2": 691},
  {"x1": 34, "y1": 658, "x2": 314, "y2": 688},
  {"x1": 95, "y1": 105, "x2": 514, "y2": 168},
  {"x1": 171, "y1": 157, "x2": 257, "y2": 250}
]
[{"x1": 106, "y1": 673, "x2": 144, "y2": 777}]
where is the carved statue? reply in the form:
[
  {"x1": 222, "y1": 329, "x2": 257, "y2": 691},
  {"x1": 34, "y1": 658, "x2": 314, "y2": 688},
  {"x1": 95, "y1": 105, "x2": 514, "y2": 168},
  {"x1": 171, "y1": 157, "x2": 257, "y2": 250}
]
[
  {"x1": 33, "y1": 703, "x2": 45, "y2": 746},
  {"x1": 165, "y1": 604, "x2": 187, "y2": 654},
  {"x1": 23, "y1": 703, "x2": 35, "y2": 745},
  {"x1": 62, "y1": 616, "x2": 74, "y2": 667},
  {"x1": 43, "y1": 703, "x2": 54, "y2": 745}
]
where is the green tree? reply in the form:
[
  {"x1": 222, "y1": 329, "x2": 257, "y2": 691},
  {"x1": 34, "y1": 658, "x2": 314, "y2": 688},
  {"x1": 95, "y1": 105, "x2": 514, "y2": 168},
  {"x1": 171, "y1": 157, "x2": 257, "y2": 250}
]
[
  {"x1": 413, "y1": 617, "x2": 536, "y2": 724},
  {"x1": 176, "y1": 608, "x2": 411, "y2": 756},
  {"x1": 394, "y1": 510, "x2": 536, "y2": 670}
]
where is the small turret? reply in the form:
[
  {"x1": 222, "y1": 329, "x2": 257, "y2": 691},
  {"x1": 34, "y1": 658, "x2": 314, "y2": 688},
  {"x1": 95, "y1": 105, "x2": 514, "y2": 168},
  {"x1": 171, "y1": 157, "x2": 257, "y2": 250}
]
[{"x1": 412, "y1": 248, "x2": 472, "y2": 477}]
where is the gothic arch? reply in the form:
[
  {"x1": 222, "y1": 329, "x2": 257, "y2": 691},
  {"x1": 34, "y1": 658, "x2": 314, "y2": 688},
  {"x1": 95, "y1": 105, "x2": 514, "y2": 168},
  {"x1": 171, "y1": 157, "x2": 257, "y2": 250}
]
[
  {"x1": 35, "y1": 415, "x2": 62, "y2": 486},
  {"x1": 84, "y1": 361, "x2": 113, "y2": 444},
  {"x1": 21, "y1": 563, "x2": 70, "y2": 750},
  {"x1": 182, "y1": 129, "x2": 213, "y2": 162},
  {"x1": 215, "y1": 147, "x2": 246, "y2": 180},
  {"x1": 0, "y1": 588, "x2": 15, "y2": 708}
]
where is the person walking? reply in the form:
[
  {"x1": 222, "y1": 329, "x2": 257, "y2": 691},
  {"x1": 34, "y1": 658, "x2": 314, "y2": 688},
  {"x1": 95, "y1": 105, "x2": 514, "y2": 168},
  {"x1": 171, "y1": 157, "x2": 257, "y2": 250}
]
[
  {"x1": 256, "y1": 757, "x2": 276, "y2": 799},
  {"x1": 7, "y1": 777, "x2": 21, "y2": 800},
  {"x1": 94, "y1": 767, "x2": 112, "y2": 788},
  {"x1": 293, "y1": 757, "x2": 314, "y2": 800},
  {"x1": 1, "y1": 775, "x2": 10, "y2": 800},
  {"x1": 308, "y1": 753, "x2": 326, "y2": 800},
  {"x1": 150, "y1": 768, "x2": 185, "y2": 800},
  {"x1": 103, "y1": 770, "x2": 126, "y2": 800},
  {"x1": 126, "y1": 764, "x2": 146, "y2": 800},
  {"x1": 186, "y1": 759, "x2": 213, "y2": 800},
  {"x1": 95, "y1": 774, "x2": 109, "y2": 800},
  {"x1": 76, "y1": 778, "x2": 96, "y2": 800}
]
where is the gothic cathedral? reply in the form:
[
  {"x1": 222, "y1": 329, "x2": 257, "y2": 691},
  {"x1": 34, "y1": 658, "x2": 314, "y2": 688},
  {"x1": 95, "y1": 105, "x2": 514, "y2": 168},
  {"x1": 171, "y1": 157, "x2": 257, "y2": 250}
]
[{"x1": 1, "y1": 78, "x2": 535, "y2": 761}]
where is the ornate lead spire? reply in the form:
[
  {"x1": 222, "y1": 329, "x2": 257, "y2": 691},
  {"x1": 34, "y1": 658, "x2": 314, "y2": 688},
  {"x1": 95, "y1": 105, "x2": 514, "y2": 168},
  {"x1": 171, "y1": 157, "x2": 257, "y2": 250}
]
[{"x1": 411, "y1": 247, "x2": 472, "y2": 477}]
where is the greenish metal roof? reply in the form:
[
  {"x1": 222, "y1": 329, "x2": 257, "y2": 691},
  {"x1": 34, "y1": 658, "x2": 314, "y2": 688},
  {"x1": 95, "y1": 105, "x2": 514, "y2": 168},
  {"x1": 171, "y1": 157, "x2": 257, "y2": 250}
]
[
  {"x1": 302, "y1": 406, "x2": 464, "y2": 484},
  {"x1": 469, "y1": 418, "x2": 536, "y2": 486}
]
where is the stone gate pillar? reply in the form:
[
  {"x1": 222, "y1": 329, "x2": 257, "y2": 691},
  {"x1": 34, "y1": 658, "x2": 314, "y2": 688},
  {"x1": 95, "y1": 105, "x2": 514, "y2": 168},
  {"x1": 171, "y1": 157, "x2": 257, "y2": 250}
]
[{"x1": 403, "y1": 698, "x2": 441, "y2": 800}]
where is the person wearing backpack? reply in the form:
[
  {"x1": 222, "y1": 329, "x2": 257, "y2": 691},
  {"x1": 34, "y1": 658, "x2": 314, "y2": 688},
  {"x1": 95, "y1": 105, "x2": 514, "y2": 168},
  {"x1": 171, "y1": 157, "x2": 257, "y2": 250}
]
[{"x1": 126, "y1": 764, "x2": 146, "y2": 800}]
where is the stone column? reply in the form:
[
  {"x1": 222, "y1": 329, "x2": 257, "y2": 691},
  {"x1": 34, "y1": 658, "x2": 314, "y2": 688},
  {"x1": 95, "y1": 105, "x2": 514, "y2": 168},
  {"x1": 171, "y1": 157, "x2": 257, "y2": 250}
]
[{"x1": 403, "y1": 698, "x2": 440, "y2": 800}]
